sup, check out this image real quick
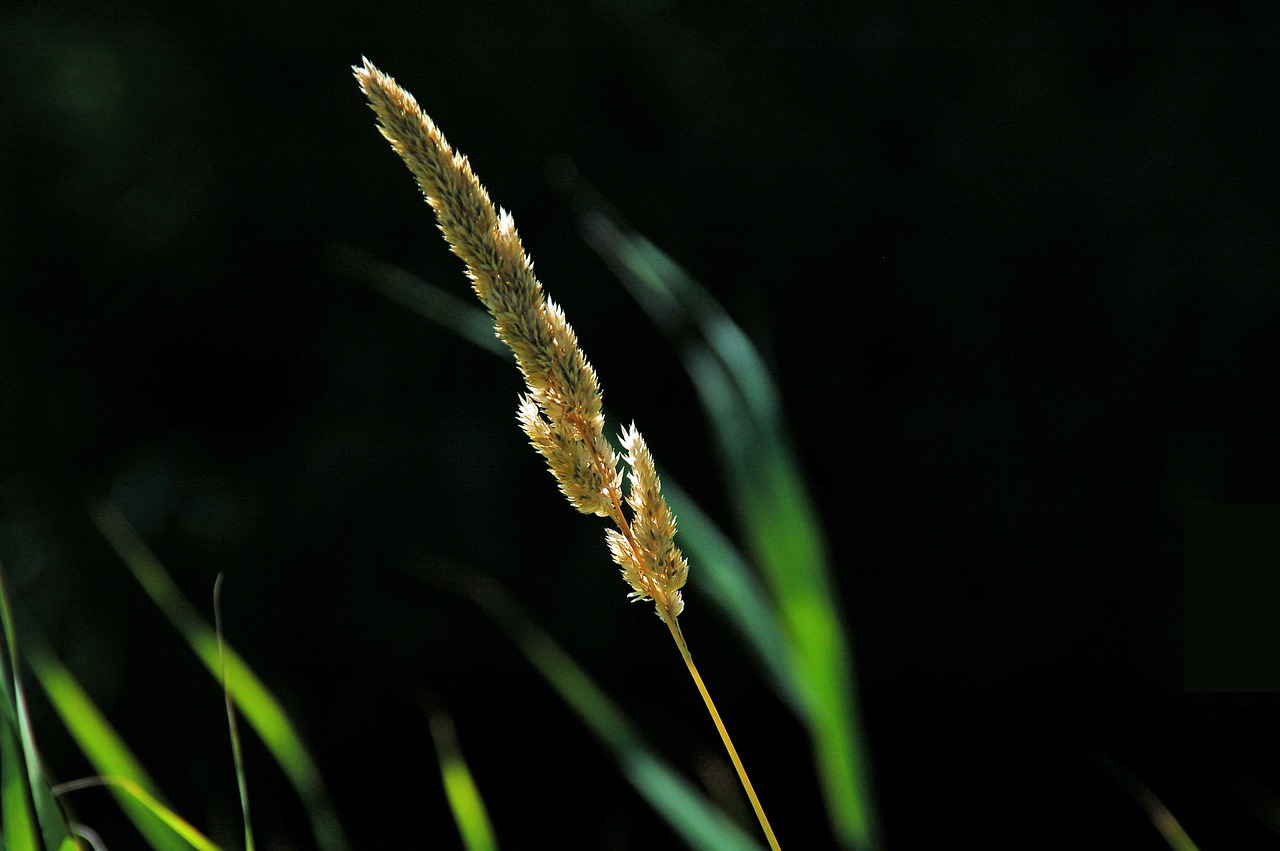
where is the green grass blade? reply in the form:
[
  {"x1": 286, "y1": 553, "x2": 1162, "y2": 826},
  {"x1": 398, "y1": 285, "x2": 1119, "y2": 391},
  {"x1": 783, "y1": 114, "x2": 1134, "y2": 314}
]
[
  {"x1": 330, "y1": 243, "x2": 507, "y2": 358},
  {"x1": 90, "y1": 503, "x2": 350, "y2": 851},
  {"x1": 567, "y1": 188, "x2": 877, "y2": 848},
  {"x1": 53, "y1": 777, "x2": 222, "y2": 851},
  {"x1": 740, "y1": 454, "x2": 870, "y2": 847},
  {"x1": 0, "y1": 565, "x2": 76, "y2": 851},
  {"x1": 660, "y1": 480, "x2": 801, "y2": 716},
  {"x1": 462, "y1": 577, "x2": 763, "y2": 851},
  {"x1": 1, "y1": 718, "x2": 43, "y2": 851},
  {"x1": 0, "y1": 567, "x2": 46, "y2": 851},
  {"x1": 1093, "y1": 750, "x2": 1201, "y2": 851},
  {"x1": 25, "y1": 643, "x2": 193, "y2": 851},
  {"x1": 426, "y1": 710, "x2": 498, "y2": 851}
]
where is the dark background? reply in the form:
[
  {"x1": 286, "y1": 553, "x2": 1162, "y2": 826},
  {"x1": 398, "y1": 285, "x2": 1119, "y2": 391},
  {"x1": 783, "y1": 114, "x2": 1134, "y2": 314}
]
[{"x1": 3, "y1": 1, "x2": 1279, "y2": 848}]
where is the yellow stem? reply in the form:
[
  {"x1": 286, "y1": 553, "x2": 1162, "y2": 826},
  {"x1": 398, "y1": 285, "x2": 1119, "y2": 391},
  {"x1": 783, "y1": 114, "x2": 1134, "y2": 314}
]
[{"x1": 664, "y1": 614, "x2": 782, "y2": 851}]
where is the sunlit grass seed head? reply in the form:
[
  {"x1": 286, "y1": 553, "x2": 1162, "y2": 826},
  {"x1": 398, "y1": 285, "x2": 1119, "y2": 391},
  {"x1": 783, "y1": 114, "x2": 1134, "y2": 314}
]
[
  {"x1": 354, "y1": 58, "x2": 684, "y2": 615},
  {"x1": 357, "y1": 57, "x2": 782, "y2": 848},
  {"x1": 517, "y1": 392, "x2": 616, "y2": 518},
  {"x1": 607, "y1": 425, "x2": 688, "y2": 621}
]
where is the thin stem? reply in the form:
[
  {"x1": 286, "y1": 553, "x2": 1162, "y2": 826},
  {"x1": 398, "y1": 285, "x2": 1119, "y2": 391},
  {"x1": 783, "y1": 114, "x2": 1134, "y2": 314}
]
[
  {"x1": 215, "y1": 575, "x2": 255, "y2": 851},
  {"x1": 664, "y1": 615, "x2": 782, "y2": 851}
]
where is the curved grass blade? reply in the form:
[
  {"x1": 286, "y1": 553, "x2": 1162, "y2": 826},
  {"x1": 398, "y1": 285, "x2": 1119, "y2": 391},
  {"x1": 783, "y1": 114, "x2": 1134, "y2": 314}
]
[
  {"x1": 425, "y1": 709, "x2": 498, "y2": 851},
  {"x1": 1, "y1": 696, "x2": 45, "y2": 851},
  {"x1": 0, "y1": 570, "x2": 46, "y2": 851},
  {"x1": 89, "y1": 504, "x2": 349, "y2": 851},
  {"x1": 0, "y1": 565, "x2": 76, "y2": 851},
  {"x1": 330, "y1": 244, "x2": 507, "y2": 359},
  {"x1": 454, "y1": 573, "x2": 763, "y2": 851},
  {"x1": 52, "y1": 777, "x2": 222, "y2": 851},
  {"x1": 560, "y1": 175, "x2": 876, "y2": 848},
  {"x1": 660, "y1": 480, "x2": 800, "y2": 715},
  {"x1": 25, "y1": 643, "x2": 193, "y2": 851},
  {"x1": 1092, "y1": 750, "x2": 1201, "y2": 851},
  {"x1": 333, "y1": 247, "x2": 799, "y2": 711}
]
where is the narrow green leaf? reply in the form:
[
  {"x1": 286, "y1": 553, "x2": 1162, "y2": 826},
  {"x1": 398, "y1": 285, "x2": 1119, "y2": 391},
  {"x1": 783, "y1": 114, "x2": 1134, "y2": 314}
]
[
  {"x1": 661, "y1": 481, "x2": 800, "y2": 715},
  {"x1": 465, "y1": 579, "x2": 763, "y2": 851},
  {"x1": 90, "y1": 504, "x2": 350, "y2": 851},
  {"x1": 0, "y1": 564, "x2": 73, "y2": 851},
  {"x1": 2, "y1": 719, "x2": 43, "y2": 851},
  {"x1": 331, "y1": 243, "x2": 508, "y2": 358},
  {"x1": 53, "y1": 777, "x2": 222, "y2": 851},
  {"x1": 426, "y1": 710, "x2": 498, "y2": 851},
  {"x1": 1093, "y1": 750, "x2": 1201, "y2": 851},
  {"x1": 26, "y1": 645, "x2": 190, "y2": 851},
  {"x1": 0, "y1": 565, "x2": 45, "y2": 851},
  {"x1": 566, "y1": 187, "x2": 877, "y2": 849}
]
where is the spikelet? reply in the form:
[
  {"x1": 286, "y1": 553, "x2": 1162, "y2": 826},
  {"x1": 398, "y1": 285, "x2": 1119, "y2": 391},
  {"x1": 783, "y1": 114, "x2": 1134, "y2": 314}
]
[
  {"x1": 355, "y1": 58, "x2": 686, "y2": 621},
  {"x1": 605, "y1": 425, "x2": 688, "y2": 621}
]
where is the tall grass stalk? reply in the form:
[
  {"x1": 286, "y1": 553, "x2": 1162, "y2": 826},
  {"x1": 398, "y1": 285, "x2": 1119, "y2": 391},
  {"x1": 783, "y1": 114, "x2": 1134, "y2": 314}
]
[{"x1": 355, "y1": 58, "x2": 781, "y2": 850}]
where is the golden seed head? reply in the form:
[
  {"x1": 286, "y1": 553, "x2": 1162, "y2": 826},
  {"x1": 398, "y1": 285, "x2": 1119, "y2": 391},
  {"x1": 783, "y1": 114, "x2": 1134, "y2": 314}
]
[
  {"x1": 616, "y1": 424, "x2": 688, "y2": 620},
  {"x1": 517, "y1": 394, "x2": 616, "y2": 518},
  {"x1": 357, "y1": 59, "x2": 685, "y2": 621}
]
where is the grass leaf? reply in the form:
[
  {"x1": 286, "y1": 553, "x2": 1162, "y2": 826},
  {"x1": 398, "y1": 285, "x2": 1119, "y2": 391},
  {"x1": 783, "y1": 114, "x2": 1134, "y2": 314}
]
[
  {"x1": 52, "y1": 777, "x2": 222, "y2": 851},
  {"x1": 564, "y1": 183, "x2": 877, "y2": 848},
  {"x1": 26, "y1": 643, "x2": 194, "y2": 851},
  {"x1": 1093, "y1": 750, "x2": 1201, "y2": 851},
  {"x1": 426, "y1": 709, "x2": 498, "y2": 851},
  {"x1": 461, "y1": 575, "x2": 764, "y2": 851},
  {"x1": 331, "y1": 243, "x2": 508, "y2": 358},
  {"x1": 0, "y1": 564, "x2": 76, "y2": 851},
  {"x1": 0, "y1": 567, "x2": 46, "y2": 851},
  {"x1": 660, "y1": 480, "x2": 801, "y2": 715},
  {"x1": 90, "y1": 503, "x2": 350, "y2": 851},
  {"x1": 1, "y1": 713, "x2": 44, "y2": 851}
]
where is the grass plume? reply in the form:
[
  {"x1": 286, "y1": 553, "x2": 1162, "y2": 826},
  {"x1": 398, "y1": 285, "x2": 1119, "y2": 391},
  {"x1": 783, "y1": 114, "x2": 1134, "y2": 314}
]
[{"x1": 354, "y1": 57, "x2": 779, "y2": 849}]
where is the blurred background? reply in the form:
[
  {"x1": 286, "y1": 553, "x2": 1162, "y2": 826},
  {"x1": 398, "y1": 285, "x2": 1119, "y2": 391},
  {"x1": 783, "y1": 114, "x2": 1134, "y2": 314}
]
[{"x1": 2, "y1": 1, "x2": 1279, "y2": 848}]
